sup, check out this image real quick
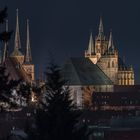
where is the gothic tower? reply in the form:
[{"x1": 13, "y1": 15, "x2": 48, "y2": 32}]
[
  {"x1": 11, "y1": 9, "x2": 24, "y2": 64},
  {"x1": 22, "y1": 19, "x2": 35, "y2": 81},
  {"x1": 84, "y1": 16, "x2": 134, "y2": 85},
  {"x1": 97, "y1": 30, "x2": 118, "y2": 84}
]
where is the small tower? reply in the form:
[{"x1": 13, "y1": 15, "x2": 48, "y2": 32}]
[
  {"x1": 22, "y1": 19, "x2": 35, "y2": 82},
  {"x1": 11, "y1": 9, "x2": 24, "y2": 64},
  {"x1": 97, "y1": 30, "x2": 118, "y2": 84},
  {"x1": 95, "y1": 16, "x2": 108, "y2": 56},
  {"x1": 107, "y1": 30, "x2": 118, "y2": 55},
  {"x1": 85, "y1": 32, "x2": 98, "y2": 64}
]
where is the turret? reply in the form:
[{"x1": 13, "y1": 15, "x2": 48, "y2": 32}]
[
  {"x1": 108, "y1": 30, "x2": 115, "y2": 54},
  {"x1": 87, "y1": 32, "x2": 95, "y2": 55}
]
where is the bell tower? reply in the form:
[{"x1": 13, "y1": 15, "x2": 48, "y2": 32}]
[
  {"x1": 11, "y1": 9, "x2": 24, "y2": 64},
  {"x1": 22, "y1": 19, "x2": 35, "y2": 81}
]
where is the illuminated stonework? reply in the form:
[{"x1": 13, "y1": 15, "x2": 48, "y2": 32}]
[
  {"x1": 1, "y1": 9, "x2": 35, "y2": 83},
  {"x1": 85, "y1": 17, "x2": 134, "y2": 85}
]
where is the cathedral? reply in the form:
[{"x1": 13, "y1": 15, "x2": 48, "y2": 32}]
[
  {"x1": 63, "y1": 17, "x2": 135, "y2": 108},
  {"x1": 85, "y1": 17, "x2": 134, "y2": 85},
  {"x1": 0, "y1": 9, "x2": 35, "y2": 83}
]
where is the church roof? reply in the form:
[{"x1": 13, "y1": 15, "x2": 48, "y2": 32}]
[
  {"x1": 11, "y1": 49, "x2": 23, "y2": 57},
  {"x1": 62, "y1": 57, "x2": 113, "y2": 85},
  {"x1": 5, "y1": 57, "x2": 31, "y2": 83}
]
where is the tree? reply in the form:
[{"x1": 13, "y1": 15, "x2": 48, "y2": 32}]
[
  {"x1": 0, "y1": 66, "x2": 20, "y2": 110},
  {"x1": 36, "y1": 61, "x2": 88, "y2": 140},
  {"x1": 0, "y1": 6, "x2": 13, "y2": 44}
]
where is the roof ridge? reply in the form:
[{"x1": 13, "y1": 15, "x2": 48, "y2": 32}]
[{"x1": 70, "y1": 58, "x2": 82, "y2": 85}]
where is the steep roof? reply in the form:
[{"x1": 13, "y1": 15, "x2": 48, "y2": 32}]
[
  {"x1": 11, "y1": 49, "x2": 23, "y2": 57},
  {"x1": 62, "y1": 57, "x2": 113, "y2": 85},
  {"x1": 5, "y1": 57, "x2": 31, "y2": 82}
]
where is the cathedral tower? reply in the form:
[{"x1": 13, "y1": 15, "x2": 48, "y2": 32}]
[
  {"x1": 97, "y1": 30, "x2": 118, "y2": 84},
  {"x1": 84, "y1": 16, "x2": 135, "y2": 85},
  {"x1": 22, "y1": 19, "x2": 35, "y2": 81},
  {"x1": 11, "y1": 9, "x2": 24, "y2": 64}
]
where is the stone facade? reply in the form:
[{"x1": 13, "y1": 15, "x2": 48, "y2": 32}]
[{"x1": 85, "y1": 17, "x2": 134, "y2": 85}]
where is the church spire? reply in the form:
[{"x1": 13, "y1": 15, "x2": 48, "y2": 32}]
[
  {"x1": 2, "y1": 20, "x2": 8, "y2": 63},
  {"x1": 25, "y1": 19, "x2": 32, "y2": 63},
  {"x1": 88, "y1": 32, "x2": 95, "y2": 55},
  {"x1": 98, "y1": 16, "x2": 104, "y2": 40},
  {"x1": 14, "y1": 8, "x2": 21, "y2": 50},
  {"x1": 108, "y1": 30, "x2": 115, "y2": 53}
]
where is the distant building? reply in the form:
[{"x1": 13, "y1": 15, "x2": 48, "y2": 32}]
[
  {"x1": 0, "y1": 9, "x2": 35, "y2": 83},
  {"x1": 63, "y1": 17, "x2": 135, "y2": 108},
  {"x1": 62, "y1": 57, "x2": 113, "y2": 108},
  {"x1": 93, "y1": 91, "x2": 140, "y2": 111},
  {"x1": 85, "y1": 17, "x2": 134, "y2": 85}
]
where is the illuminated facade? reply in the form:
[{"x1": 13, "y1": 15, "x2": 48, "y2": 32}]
[
  {"x1": 85, "y1": 17, "x2": 134, "y2": 85},
  {"x1": 1, "y1": 9, "x2": 35, "y2": 83}
]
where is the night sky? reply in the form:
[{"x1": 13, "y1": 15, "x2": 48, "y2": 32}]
[{"x1": 0, "y1": 0, "x2": 140, "y2": 83}]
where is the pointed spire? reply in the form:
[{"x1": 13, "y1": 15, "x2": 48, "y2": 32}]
[
  {"x1": 98, "y1": 16, "x2": 104, "y2": 40},
  {"x1": 25, "y1": 19, "x2": 32, "y2": 63},
  {"x1": 3, "y1": 20, "x2": 9, "y2": 63},
  {"x1": 14, "y1": 8, "x2": 21, "y2": 50},
  {"x1": 88, "y1": 32, "x2": 95, "y2": 55},
  {"x1": 108, "y1": 30, "x2": 115, "y2": 53}
]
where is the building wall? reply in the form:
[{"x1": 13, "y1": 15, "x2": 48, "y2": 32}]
[
  {"x1": 69, "y1": 85, "x2": 114, "y2": 109},
  {"x1": 97, "y1": 54, "x2": 118, "y2": 84},
  {"x1": 118, "y1": 70, "x2": 134, "y2": 85},
  {"x1": 22, "y1": 64, "x2": 35, "y2": 81}
]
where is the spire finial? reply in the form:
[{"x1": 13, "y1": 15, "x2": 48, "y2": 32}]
[
  {"x1": 25, "y1": 19, "x2": 32, "y2": 63},
  {"x1": 14, "y1": 8, "x2": 21, "y2": 50},
  {"x1": 98, "y1": 15, "x2": 104, "y2": 40}
]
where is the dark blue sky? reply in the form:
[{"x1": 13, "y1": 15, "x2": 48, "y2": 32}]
[{"x1": 0, "y1": 0, "x2": 140, "y2": 83}]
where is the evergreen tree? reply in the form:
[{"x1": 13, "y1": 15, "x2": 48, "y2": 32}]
[
  {"x1": 36, "y1": 62, "x2": 88, "y2": 140},
  {"x1": 0, "y1": 66, "x2": 20, "y2": 110},
  {"x1": 0, "y1": 6, "x2": 13, "y2": 44}
]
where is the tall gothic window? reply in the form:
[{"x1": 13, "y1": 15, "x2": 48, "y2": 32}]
[
  {"x1": 112, "y1": 61, "x2": 115, "y2": 68},
  {"x1": 108, "y1": 62, "x2": 110, "y2": 68}
]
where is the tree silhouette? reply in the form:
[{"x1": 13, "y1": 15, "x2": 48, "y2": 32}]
[{"x1": 36, "y1": 61, "x2": 88, "y2": 140}]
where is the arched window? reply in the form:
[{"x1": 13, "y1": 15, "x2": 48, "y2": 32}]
[
  {"x1": 112, "y1": 61, "x2": 115, "y2": 68},
  {"x1": 108, "y1": 62, "x2": 110, "y2": 68}
]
